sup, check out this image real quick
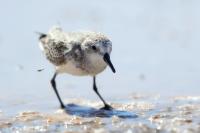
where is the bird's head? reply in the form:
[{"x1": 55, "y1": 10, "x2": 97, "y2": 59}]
[{"x1": 83, "y1": 33, "x2": 116, "y2": 73}]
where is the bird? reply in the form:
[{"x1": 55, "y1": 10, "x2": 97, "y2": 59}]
[{"x1": 38, "y1": 26, "x2": 116, "y2": 110}]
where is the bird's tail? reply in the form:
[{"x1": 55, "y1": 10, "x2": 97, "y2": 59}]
[
  {"x1": 35, "y1": 31, "x2": 47, "y2": 40},
  {"x1": 35, "y1": 31, "x2": 48, "y2": 51}
]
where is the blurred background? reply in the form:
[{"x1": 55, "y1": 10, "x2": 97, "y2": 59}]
[{"x1": 0, "y1": 0, "x2": 200, "y2": 112}]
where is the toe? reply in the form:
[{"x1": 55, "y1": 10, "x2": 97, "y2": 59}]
[
  {"x1": 60, "y1": 104, "x2": 65, "y2": 109},
  {"x1": 100, "y1": 104, "x2": 113, "y2": 110}
]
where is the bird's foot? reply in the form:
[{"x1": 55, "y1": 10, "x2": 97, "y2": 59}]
[
  {"x1": 100, "y1": 104, "x2": 113, "y2": 110},
  {"x1": 60, "y1": 104, "x2": 65, "y2": 109}
]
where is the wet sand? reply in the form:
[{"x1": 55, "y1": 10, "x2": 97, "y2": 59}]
[
  {"x1": 1, "y1": 94, "x2": 200, "y2": 133},
  {"x1": 0, "y1": 0, "x2": 200, "y2": 132}
]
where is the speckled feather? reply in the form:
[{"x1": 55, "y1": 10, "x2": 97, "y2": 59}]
[{"x1": 39, "y1": 26, "x2": 112, "y2": 76}]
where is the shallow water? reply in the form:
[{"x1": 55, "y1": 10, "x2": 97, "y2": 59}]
[
  {"x1": 1, "y1": 0, "x2": 200, "y2": 132},
  {"x1": 1, "y1": 94, "x2": 200, "y2": 133}
]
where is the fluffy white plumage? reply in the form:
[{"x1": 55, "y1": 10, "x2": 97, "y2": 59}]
[
  {"x1": 39, "y1": 26, "x2": 114, "y2": 76},
  {"x1": 38, "y1": 26, "x2": 115, "y2": 110}
]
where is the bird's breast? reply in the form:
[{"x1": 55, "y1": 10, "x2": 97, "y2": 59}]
[
  {"x1": 55, "y1": 54, "x2": 107, "y2": 76},
  {"x1": 55, "y1": 60, "x2": 88, "y2": 76},
  {"x1": 86, "y1": 53, "x2": 107, "y2": 75}
]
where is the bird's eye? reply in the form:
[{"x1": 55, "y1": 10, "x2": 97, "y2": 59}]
[{"x1": 92, "y1": 45, "x2": 97, "y2": 50}]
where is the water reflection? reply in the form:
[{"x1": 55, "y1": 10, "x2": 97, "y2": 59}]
[{"x1": 64, "y1": 103, "x2": 138, "y2": 118}]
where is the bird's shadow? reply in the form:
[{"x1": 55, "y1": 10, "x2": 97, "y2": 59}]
[{"x1": 63, "y1": 103, "x2": 137, "y2": 118}]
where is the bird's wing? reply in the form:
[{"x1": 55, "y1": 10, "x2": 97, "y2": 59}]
[
  {"x1": 42, "y1": 27, "x2": 71, "y2": 65},
  {"x1": 43, "y1": 39, "x2": 69, "y2": 65},
  {"x1": 40, "y1": 26, "x2": 86, "y2": 66}
]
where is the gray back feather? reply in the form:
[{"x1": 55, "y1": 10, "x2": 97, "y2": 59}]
[{"x1": 43, "y1": 40, "x2": 69, "y2": 65}]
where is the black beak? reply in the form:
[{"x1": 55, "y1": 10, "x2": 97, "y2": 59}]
[{"x1": 103, "y1": 53, "x2": 116, "y2": 73}]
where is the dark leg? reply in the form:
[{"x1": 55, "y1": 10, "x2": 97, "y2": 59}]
[
  {"x1": 51, "y1": 73, "x2": 65, "y2": 109},
  {"x1": 93, "y1": 76, "x2": 112, "y2": 110}
]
